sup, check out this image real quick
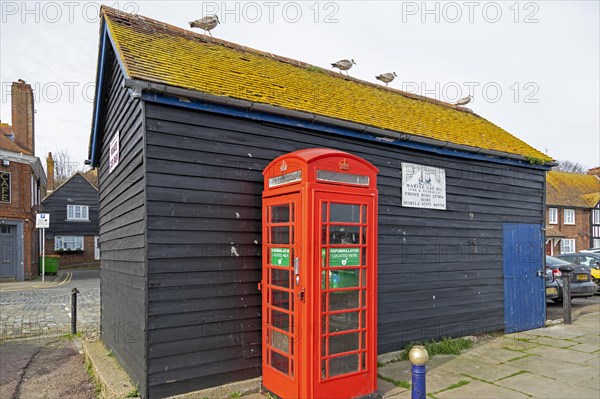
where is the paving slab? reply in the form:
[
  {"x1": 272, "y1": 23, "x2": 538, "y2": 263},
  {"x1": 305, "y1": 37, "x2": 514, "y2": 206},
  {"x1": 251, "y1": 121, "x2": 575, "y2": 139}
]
[
  {"x1": 577, "y1": 376, "x2": 600, "y2": 391},
  {"x1": 496, "y1": 371, "x2": 600, "y2": 399},
  {"x1": 522, "y1": 335, "x2": 580, "y2": 348},
  {"x1": 497, "y1": 336, "x2": 541, "y2": 352},
  {"x1": 508, "y1": 355, "x2": 599, "y2": 382},
  {"x1": 436, "y1": 355, "x2": 521, "y2": 383},
  {"x1": 526, "y1": 345, "x2": 599, "y2": 364},
  {"x1": 461, "y1": 346, "x2": 525, "y2": 364},
  {"x1": 422, "y1": 370, "x2": 467, "y2": 393},
  {"x1": 568, "y1": 343, "x2": 600, "y2": 353},
  {"x1": 434, "y1": 379, "x2": 528, "y2": 399}
]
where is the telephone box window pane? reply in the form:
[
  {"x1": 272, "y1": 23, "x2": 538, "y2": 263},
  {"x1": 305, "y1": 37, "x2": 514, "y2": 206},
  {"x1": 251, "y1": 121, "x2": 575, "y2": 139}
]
[
  {"x1": 329, "y1": 312, "x2": 359, "y2": 333},
  {"x1": 362, "y1": 249, "x2": 367, "y2": 266},
  {"x1": 330, "y1": 203, "x2": 360, "y2": 223},
  {"x1": 361, "y1": 269, "x2": 367, "y2": 286},
  {"x1": 271, "y1": 226, "x2": 290, "y2": 244},
  {"x1": 361, "y1": 311, "x2": 366, "y2": 328},
  {"x1": 329, "y1": 333, "x2": 359, "y2": 355},
  {"x1": 329, "y1": 354, "x2": 359, "y2": 377},
  {"x1": 362, "y1": 205, "x2": 367, "y2": 223},
  {"x1": 330, "y1": 291, "x2": 359, "y2": 311},
  {"x1": 362, "y1": 331, "x2": 367, "y2": 349},
  {"x1": 271, "y1": 205, "x2": 290, "y2": 223},
  {"x1": 271, "y1": 330, "x2": 290, "y2": 354},
  {"x1": 272, "y1": 310, "x2": 289, "y2": 331},
  {"x1": 361, "y1": 290, "x2": 367, "y2": 307},
  {"x1": 362, "y1": 227, "x2": 367, "y2": 244},
  {"x1": 329, "y1": 270, "x2": 359, "y2": 288},
  {"x1": 322, "y1": 202, "x2": 327, "y2": 221},
  {"x1": 271, "y1": 351, "x2": 290, "y2": 375},
  {"x1": 329, "y1": 226, "x2": 360, "y2": 244},
  {"x1": 271, "y1": 269, "x2": 290, "y2": 287},
  {"x1": 272, "y1": 290, "x2": 290, "y2": 310}
]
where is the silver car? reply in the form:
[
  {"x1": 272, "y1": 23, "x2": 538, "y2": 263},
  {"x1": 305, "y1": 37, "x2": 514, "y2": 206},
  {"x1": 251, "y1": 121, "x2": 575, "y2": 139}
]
[{"x1": 545, "y1": 256, "x2": 596, "y2": 302}]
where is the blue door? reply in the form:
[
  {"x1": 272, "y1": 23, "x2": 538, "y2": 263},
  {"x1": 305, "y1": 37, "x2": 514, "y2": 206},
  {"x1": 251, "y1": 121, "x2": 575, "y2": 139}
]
[{"x1": 503, "y1": 223, "x2": 545, "y2": 333}]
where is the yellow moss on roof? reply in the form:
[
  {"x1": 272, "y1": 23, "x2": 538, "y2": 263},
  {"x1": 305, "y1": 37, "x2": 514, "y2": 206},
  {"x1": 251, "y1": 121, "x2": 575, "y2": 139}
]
[
  {"x1": 101, "y1": 7, "x2": 552, "y2": 162},
  {"x1": 546, "y1": 171, "x2": 600, "y2": 208}
]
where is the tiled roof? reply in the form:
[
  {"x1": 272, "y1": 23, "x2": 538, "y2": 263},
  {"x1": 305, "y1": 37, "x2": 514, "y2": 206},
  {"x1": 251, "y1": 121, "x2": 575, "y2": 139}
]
[
  {"x1": 546, "y1": 171, "x2": 600, "y2": 208},
  {"x1": 0, "y1": 130, "x2": 30, "y2": 154},
  {"x1": 82, "y1": 169, "x2": 99, "y2": 189},
  {"x1": 101, "y1": 6, "x2": 552, "y2": 163}
]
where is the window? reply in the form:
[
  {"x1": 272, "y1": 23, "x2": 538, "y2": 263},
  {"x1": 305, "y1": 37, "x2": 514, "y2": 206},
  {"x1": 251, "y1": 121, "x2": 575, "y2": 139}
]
[
  {"x1": 593, "y1": 239, "x2": 600, "y2": 249},
  {"x1": 564, "y1": 209, "x2": 575, "y2": 225},
  {"x1": 560, "y1": 239, "x2": 575, "y2": 254},
  {"x1": 55, "y1": 236, "x2": 84, "y2": 251},
  {"x1": 593, "y1": 209, "x2": 600, "y2": 224},
  {"x1": 548, "y1": 208, "x2": 558, "y2": 224},
  {"x1": 67, "y1": 205, "x2": 89, "y2": 221}
]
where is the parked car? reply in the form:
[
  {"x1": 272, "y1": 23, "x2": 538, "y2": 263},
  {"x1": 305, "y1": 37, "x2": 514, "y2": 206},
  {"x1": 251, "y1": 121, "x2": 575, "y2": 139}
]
[
  {"x1": 555, "y1": 252, "x2": 600, "y2": 293},
  {"x1": 581, "y1": 248, "x2": 600, "y2": 254},
  {"x1": 545, "y1": 267, "x2": 560, "y2": 300},
  {"x1": 545, "y1": 256, "x2": 596, "y2": 302}
]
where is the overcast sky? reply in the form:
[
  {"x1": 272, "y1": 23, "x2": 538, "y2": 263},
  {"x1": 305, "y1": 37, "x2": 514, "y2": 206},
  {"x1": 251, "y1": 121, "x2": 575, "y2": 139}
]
[{"x1": 1, "y1": 1, "x2": 599, "y2": 170}]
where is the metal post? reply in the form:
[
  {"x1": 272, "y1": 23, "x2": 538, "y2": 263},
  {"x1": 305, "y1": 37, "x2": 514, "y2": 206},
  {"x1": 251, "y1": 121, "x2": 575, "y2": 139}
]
[
  {"x1": 559, "y1": 266, "x2": 574, "y2": 324},
  {"x1": 409, "y1": 346, "x2": 429, "y2": 399},
  {"x1": 71, "y1": 288, "x2": 79, "y2": 335},
  {"x1": 41, "y1": 227, "x2": 45, "y2": 283}
]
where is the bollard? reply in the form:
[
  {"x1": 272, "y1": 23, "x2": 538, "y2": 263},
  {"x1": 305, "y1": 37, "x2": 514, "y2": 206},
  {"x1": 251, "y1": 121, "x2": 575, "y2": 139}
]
[
  {"x1": 71, "y1": 287, "x2": 80, "y2": 335},
  {"x1": 409, "y1": 345, "x2": 429, "y2": 399},
  {"x1": 558, "y1": 266, "x2": 574, "y2": 324}
]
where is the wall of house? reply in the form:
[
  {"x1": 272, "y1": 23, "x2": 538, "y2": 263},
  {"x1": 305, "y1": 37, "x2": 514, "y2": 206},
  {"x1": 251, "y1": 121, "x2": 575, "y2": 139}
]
[
  {"x1": 546, "y1": 206, "x2": 591, "y2": 254},
  {"x1": 98, "y1": 53, "x2": 148, "y2": 398},
  {"x1": 41, "y1": 173, "x2": 99, "y2": 266},
  {"x1": 0, "y1": 161, "x2": 39, "y2": 279},
  {"x1": 142, "y1": 101, "x2": 546, "y2": 398}
]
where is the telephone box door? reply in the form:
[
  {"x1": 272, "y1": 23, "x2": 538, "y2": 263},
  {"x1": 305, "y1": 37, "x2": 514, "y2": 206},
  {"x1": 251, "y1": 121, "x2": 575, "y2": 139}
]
[
  {"x1": 314, "y1": 192, "x2": 377, "y2": 397},
  {"x1": 262, "y1": 195, "x2": 302, "y2": 398}
]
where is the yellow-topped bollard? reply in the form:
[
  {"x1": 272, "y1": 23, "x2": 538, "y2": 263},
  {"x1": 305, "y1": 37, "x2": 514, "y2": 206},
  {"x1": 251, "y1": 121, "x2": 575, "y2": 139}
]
[{"x1": 409, "y1": 346, "x2": 429, "y2": 399}]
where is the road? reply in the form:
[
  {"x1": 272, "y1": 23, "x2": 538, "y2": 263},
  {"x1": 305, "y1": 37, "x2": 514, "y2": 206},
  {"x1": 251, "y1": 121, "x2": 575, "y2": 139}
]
[
  {"x1": 546, "y1": 295, "x2": 600, "y2": 321},
  {"x1": 0, "y1": 269, "x2": 100, "y2": 341}
]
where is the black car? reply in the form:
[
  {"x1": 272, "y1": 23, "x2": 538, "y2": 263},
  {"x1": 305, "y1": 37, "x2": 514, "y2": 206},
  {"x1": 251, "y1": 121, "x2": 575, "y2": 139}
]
[
  {"x1": 555, "y1": 252, "x2": 600, "y2": 292},
  {"x1": 545, "y1": 256, "x2": 596, "y2": 302}
]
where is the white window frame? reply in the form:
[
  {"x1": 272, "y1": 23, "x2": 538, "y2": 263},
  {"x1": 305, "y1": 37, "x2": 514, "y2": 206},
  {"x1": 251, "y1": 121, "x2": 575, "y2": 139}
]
[
  {"x1": 548, "y1": 208, "x2": 558, "y2": 224},
  {"x1": 67, "y1": 205, "x2": 89, "y2": 221},
  {"x1": 593, "y1": 209, "x2": 600, "y2": 224},
  {"x1": 564, "y1": 208, "x2": 575, "y2": 225},
  {"x1": 560, "y1": 238, "x2": 576, "y2": 254},
  {"x1": 593, "y1": 239, "x2": 600, "y2": 249},
  {"x1": 54, "y1": 236, "x2": 84, "y2": 251}
]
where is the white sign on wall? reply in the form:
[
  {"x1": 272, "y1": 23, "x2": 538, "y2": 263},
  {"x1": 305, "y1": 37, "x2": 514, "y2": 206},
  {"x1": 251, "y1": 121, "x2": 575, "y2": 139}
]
[
  {"x1": 109, "y1": 131, "x2": 120, "y2": 173},
  {"x1": 36, "y1": 213, "x2": 50, "y2": 228},
  {"x1": 401, "y1": 163, "x2": 446, "y2": 210}
]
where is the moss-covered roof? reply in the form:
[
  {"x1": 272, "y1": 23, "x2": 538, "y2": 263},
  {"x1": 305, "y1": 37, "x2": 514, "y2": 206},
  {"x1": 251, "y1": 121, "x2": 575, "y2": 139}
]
[
  {"x1": 546, "y1": 171, "x2": 600, "y2": 208},
  {"x1": 100, "y1": 6, "x2": 552, "y2": 163}
]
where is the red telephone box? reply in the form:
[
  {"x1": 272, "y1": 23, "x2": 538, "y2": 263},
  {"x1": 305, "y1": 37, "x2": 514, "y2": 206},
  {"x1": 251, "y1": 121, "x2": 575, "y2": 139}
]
[{"x1": 261, "y1": 148, "x2": 379, "y2": 399}]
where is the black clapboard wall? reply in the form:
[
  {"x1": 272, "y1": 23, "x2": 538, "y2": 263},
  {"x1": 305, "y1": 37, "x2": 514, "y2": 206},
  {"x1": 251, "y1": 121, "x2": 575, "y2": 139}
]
[
  {"x1": 97, "y1": 53, "x2": 148, "y2": 398},
  {"x1": 42, "y1": 174, "x2": 99, "y2": 238},
  {"x1": 140, "y1": 101, "x2": 544, "y2": 397}
]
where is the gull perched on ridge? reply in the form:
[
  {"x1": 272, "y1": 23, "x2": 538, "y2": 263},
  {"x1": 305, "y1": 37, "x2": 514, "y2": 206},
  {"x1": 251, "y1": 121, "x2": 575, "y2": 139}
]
[
  {"x1": 189, "y1": 15, "x2": 220, "y2": 36},
  {"x1": 376, "y1": 72, "x2": 397, "y2": 86},
  {"x1": 455, "y1": 95, "x2": 472, "y2": 106},
  {"x1": 331, "y1": 59, "x2": 356, "y2": 75}
]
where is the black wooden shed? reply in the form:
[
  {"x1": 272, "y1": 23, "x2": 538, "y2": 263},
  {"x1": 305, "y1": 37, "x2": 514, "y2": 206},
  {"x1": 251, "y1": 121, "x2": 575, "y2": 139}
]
[{"x1": 88, "y1": 7, "x2": 555, "y2": 398}]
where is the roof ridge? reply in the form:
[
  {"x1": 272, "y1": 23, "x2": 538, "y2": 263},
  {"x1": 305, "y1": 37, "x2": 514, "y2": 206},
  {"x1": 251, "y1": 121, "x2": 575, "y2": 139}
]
[{"x1": 100, "y1": 6, "x2": 479, "y2": 116}]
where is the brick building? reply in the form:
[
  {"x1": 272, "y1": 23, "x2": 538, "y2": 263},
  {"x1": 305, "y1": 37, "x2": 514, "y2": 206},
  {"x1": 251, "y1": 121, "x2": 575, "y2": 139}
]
[
  {"x1": 0, "y1": 80, "x2": 47, "y2": 280},
  {"x1": 545, "y1": 170, "x2": 600, "y2": 255}
]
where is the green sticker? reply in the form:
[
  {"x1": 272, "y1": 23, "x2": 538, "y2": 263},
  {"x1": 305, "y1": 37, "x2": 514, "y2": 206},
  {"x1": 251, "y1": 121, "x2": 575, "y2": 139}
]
[
  {"x1": 324, "y1": 247, "x2": 361, "y2": 267},
  {"x1": 271, "y1": 247, "x2": 290, "y2": 266}
]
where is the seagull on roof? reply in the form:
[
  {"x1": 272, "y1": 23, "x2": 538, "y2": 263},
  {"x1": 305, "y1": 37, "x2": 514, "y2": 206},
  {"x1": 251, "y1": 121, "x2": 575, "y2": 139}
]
[
  {"x1": 455, "y1": 95, "x2": 472, "y2": 106},
  {"x1": 376, "y1": 72, "x2": 397, "y2": 86},
  {"x1": 189, "y1": 15, "x2": 220, "y2": 36},
  {"x1": 331, "y1": 59, "x2": 356, "y2": 75}
]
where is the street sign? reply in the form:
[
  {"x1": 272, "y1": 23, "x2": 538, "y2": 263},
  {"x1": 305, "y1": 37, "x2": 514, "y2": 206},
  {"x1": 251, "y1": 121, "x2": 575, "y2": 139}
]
[{"x1": 36, "y1": 213, "x2": 50, "y2": 228}]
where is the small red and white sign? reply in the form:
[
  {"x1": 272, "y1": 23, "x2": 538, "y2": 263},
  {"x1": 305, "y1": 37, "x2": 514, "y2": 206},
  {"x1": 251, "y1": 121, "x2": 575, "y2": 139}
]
[{"x1": 109, "y1": 131, "x2": 120, "y2": 173}]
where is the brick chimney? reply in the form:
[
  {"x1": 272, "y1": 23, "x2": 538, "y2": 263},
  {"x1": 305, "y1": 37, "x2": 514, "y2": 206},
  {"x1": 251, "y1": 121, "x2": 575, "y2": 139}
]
[
  {"x1": 47, "y1": 152, "x2": 55, "y2": 192},
  {"x1": 11, "y1": 80, "x2": 35, "y2": 154}
]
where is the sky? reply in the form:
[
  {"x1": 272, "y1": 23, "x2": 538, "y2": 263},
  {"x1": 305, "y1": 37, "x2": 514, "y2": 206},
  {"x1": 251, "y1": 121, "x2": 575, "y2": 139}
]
[{"x1": 1, "y1": 1, "x2": 599, "y2": 170}]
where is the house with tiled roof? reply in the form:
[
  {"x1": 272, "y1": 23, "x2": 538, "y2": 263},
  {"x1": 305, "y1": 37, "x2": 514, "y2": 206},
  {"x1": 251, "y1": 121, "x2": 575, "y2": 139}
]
[
  {"x1": 545, "y1": 170, "x2": 600, "y2": 254},
  {"x1": 88, "y1": 7, "x2": 556, "y2": 398},
  {"x1": 0, "y1": 80, "x2": 47, "y2": 281}
]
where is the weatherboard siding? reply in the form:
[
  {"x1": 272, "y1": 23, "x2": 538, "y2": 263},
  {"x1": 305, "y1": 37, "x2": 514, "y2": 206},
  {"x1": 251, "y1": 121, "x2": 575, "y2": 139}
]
[
  {"x1": 42, "y1": 174, "x2": 99, "y2": 237},
  {"x1": 98, "y1": 53, "x2": 148, "y2": 398},
  {"x1": 142, "y1": 102, "x2": 544, "y2": 397}
]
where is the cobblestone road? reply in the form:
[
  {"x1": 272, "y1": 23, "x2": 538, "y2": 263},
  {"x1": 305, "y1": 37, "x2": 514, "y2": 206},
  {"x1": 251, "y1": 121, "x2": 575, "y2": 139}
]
[{"x1": 0, "y1": 271, "x2": 100, "y2": 341}]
